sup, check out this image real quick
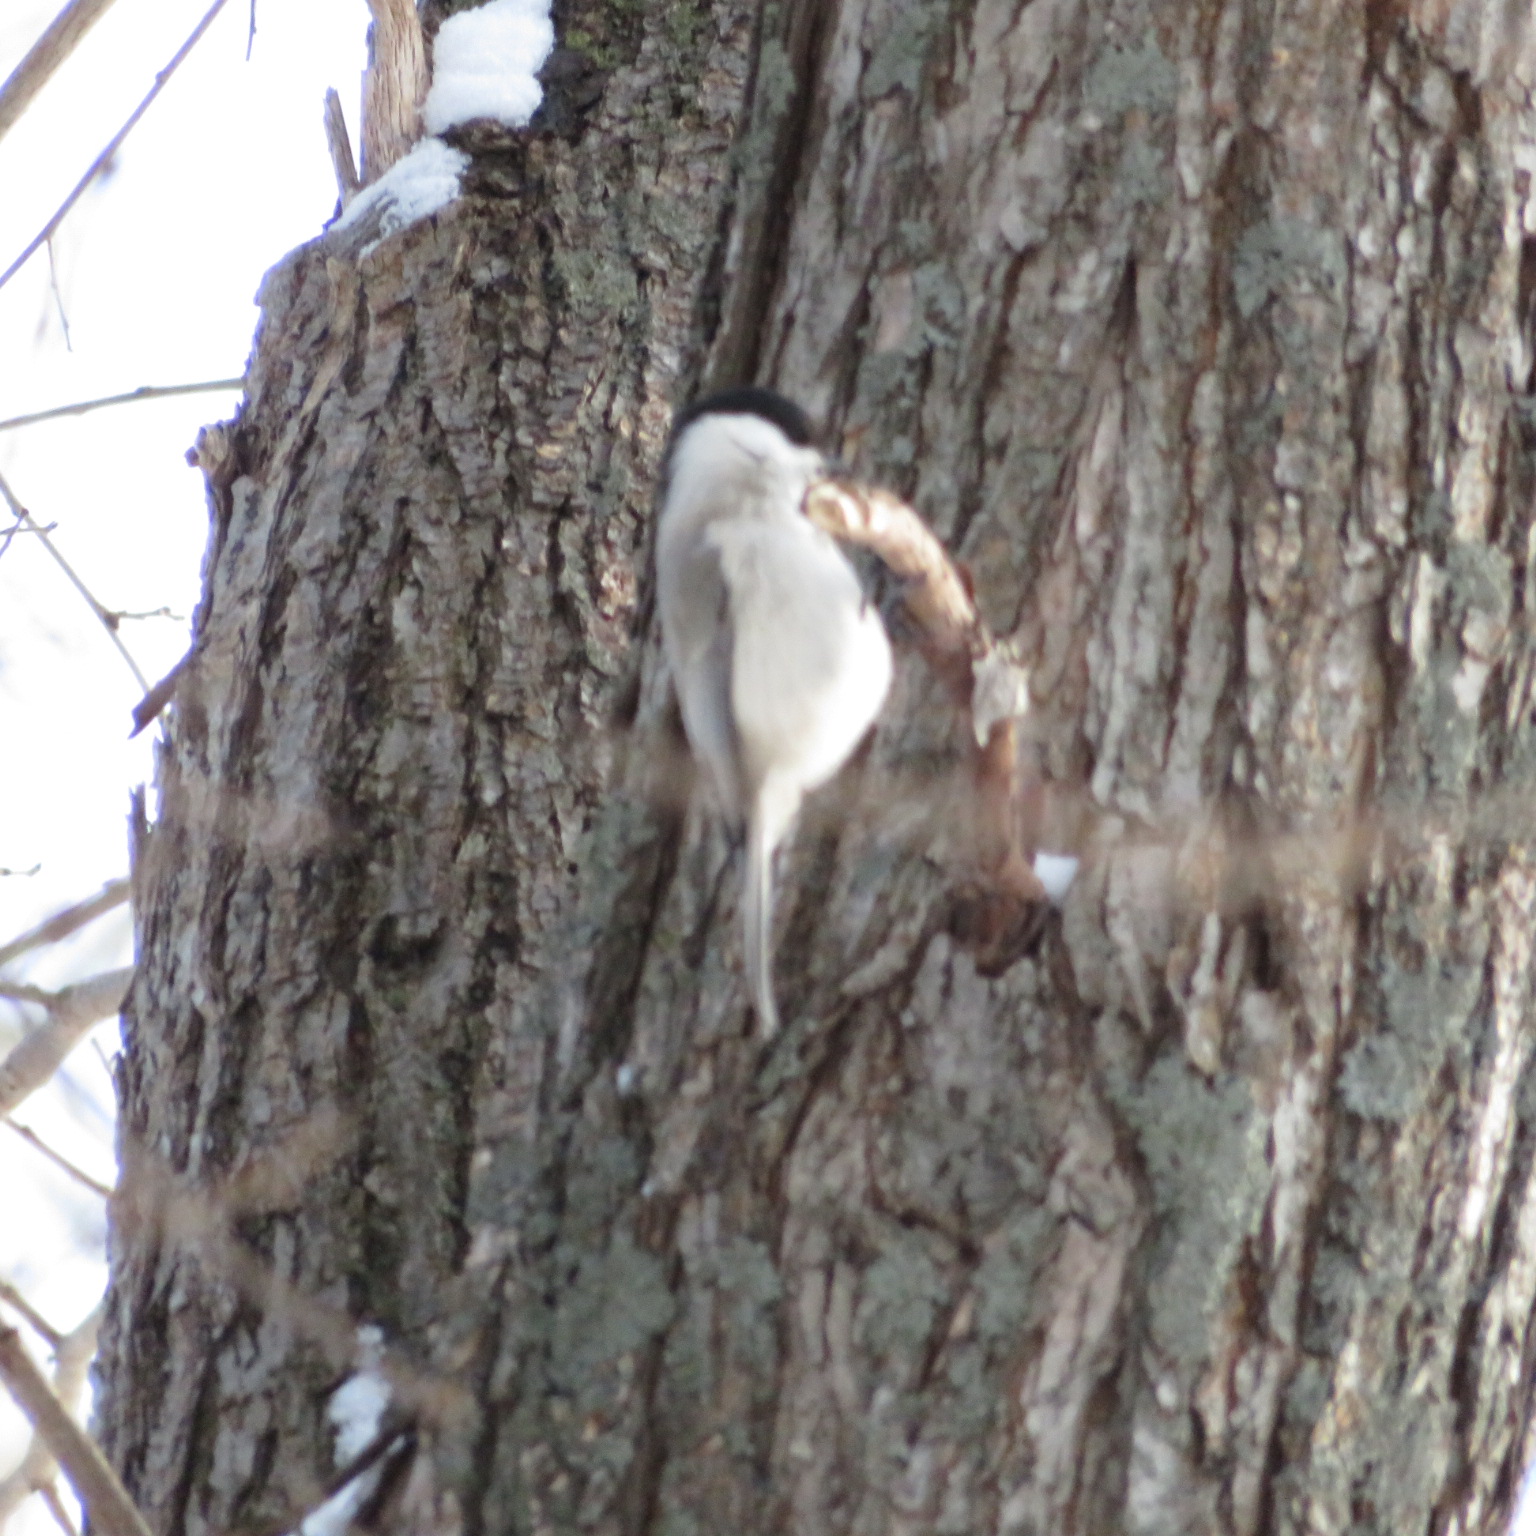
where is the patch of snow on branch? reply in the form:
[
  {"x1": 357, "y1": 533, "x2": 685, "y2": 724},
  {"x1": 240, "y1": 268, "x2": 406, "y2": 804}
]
[
  {"x1": 333, "y1": 137, "x2": 469, "y2": 241},
  {"x1": 423, "y1": 0, "x2": 555, "y2": 133}
]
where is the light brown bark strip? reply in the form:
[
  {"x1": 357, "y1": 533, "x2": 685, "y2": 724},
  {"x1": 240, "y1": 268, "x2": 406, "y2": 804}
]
[
  {"x1": 804, "y1": 479, "x2": 990, "y2": 663},
  {"x1": 359, "y1": 0, "x2": 427, "y2": 182},
  {"x1": 805, "y1": 476, "x2": 1042, "y2": 897}
]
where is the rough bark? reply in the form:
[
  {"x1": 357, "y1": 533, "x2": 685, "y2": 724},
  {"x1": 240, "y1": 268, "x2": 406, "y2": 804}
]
[{"x1": 100, "y1": 1, "x2": 1536, "y2": 1535}]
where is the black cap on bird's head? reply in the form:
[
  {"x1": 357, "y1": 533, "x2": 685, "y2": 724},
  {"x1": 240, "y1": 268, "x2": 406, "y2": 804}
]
[{"x1": 671, "y1": 386, "x2": 816, "y2": 449}]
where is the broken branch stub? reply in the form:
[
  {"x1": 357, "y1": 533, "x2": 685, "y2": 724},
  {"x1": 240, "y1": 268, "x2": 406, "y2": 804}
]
[{"x1": 360, "y1": 0, "x2": 427, "y2": 182}]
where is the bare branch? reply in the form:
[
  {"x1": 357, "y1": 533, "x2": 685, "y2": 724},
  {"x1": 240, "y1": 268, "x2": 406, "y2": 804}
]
[
  {"x1": 0, "y1": 1313, "x2": 150, "y2": 1536},
  {"x1": 0, "y1": 468, "x2": 150, "y2": 692},
  {"x1": 0, "y1": 1301, "x2": 93, "y2": 1532},
  {"x1": 0, "y1": 1308, "x2": 102, "y2": 1520},
  {"x1": 0, "y1": 379, "x2": 243, "y2": 434},
  {"x1": 0, "y1": 0, "x2": 232, "y2": 296},
  {"x1": 360, "y1": 0, "x2": 427, "y2": 181},
  {"x1": 0, "y1": 1282, "x2": 62, "y2": 1349},
  {"x1": 0, "y1": 879, "x2": 129, "y2": 972},
  {"x1": 0, "y1": 968, "x2": 134, "y2": 1120},
  {"x1": 0, "y1": 981, "x2": 54, "y2": 1006},
  {"x1": 325, "y1": 86, "x2": 361, "y2": 204},
  {"x1": 5, "y1": 1121, "x2": 114, "y2": 1199},
  {"x1": 0, "y1": 0, "x2": 125, "y2": 146}
]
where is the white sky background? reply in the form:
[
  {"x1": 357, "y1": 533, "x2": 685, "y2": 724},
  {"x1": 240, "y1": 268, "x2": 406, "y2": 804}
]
[
  {"x1": 0, "y1": 1, "x2": 1533, "y2": 1532},
  {"x1": 0, "y1": 1, "x2": 368, "y2": 1527}
]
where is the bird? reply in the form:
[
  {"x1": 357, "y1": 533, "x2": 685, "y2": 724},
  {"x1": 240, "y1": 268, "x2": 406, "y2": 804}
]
[{"x1": 655, "y1": 386, "x2": 893, "y2": 1034}]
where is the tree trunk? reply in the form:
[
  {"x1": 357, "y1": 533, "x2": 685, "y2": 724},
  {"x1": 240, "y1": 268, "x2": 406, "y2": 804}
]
[{"x1": 99, "y1": 1, "x2": 1536, "y2": 1533}]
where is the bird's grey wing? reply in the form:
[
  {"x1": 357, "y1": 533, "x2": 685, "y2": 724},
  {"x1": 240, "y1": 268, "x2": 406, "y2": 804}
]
[{"x1": 665, "y1": 538, "x2": 747, "y2": 827}]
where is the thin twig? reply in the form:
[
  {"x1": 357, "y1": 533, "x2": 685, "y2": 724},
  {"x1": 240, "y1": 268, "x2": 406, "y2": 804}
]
[
  {"x1": 245, "y1": 0, "x2": 257, "y2": 60},
  {"x1": 0, "y1": 1282, "x2": 62, "y2": 1349},
  {"x1": 105, "y1": 605, "x2": 184, "y2": 626},
  {"x1": 0, "y1": 513, "x2": 53, "y2": 561},
  {"x1": 0, "y1": 865, "x2": 42, "y2": 879},
  {"x1": 0, "y1": 378, "x2": 243, "y2": 434},
  {"x1": 0, "y1": 515, "x2": 20, "y2": 560},
  {"x1": 0, "y1": 879, "x2": 128, "y2": 972},
  {"x1": 40, "y1": 1481, "x2": 83, "y2": 1536},
  {"x1": 0, "y1": 0, "x2": 125, "y2": 146},
  {"x1": 0, "y1": 1318, "x2": 150, "y2": 1536},
  {"x1": 45, "y1": 238, "x2": 72, "y2": 351},
  {"x1": 0, "y1": 0, "x2": 232, "y2": 295},
  {"x1": 5, "y1": 1121, "x2": 114, "y2": 1199},
  {"x1": 0, "y1": 468, "x2": 149, "y2": 692}
]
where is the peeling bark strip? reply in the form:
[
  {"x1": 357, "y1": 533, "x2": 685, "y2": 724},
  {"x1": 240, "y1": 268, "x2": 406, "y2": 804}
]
[
  {"x1": 804, "y1": 479, "x2": 991, "y2": 671},
  {"x1": 805, "y1": 477, "x2": 1046, "y2": 910},
  {"x1": 102, "y1": 3, "x2": 1536, "y2": 1536}
]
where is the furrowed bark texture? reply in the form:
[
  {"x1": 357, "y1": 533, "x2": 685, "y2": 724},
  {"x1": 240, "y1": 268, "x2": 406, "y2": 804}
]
[{"x1": 101, "y1": 1, "x2": 1536, "y2": 1534}]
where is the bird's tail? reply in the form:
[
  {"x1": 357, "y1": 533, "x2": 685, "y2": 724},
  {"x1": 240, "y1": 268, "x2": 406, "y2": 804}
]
[{"x1": 743, "y1": 807, "x2": 779, "y2": 1036}]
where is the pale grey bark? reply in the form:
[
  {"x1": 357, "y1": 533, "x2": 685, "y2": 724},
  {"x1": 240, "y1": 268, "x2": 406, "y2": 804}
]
[{"x1": 99, "y1": 2, "x2": 1536, "y2": 1535}]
